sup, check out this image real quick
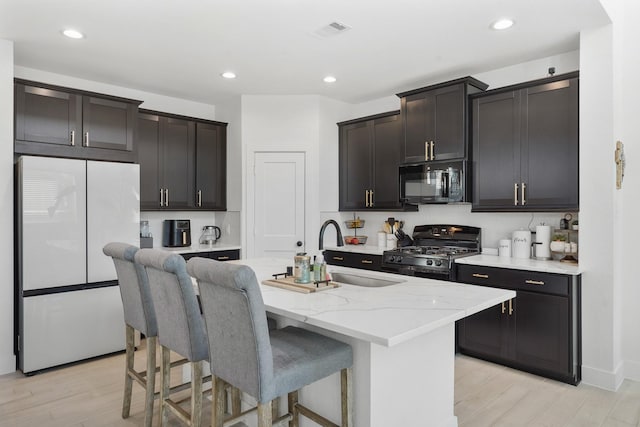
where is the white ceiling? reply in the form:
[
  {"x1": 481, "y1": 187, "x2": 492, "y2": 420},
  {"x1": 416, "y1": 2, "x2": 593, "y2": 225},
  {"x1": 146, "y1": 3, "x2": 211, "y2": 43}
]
[{"x1": 0, "y1": 0, "x2": 610, "y2": 105}]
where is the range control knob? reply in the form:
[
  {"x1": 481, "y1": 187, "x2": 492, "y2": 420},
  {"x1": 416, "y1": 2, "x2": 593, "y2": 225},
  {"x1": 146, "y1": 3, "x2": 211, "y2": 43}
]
[
  {"x1": 435, "y1": 260, "x2": 443, "y2": 267},
  {"x1": 426, "y1": 259, "x2": 433, "y2": 266}
]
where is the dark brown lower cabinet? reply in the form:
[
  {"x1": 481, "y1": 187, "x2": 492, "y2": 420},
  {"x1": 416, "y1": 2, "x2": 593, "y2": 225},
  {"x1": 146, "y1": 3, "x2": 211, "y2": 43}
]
[
  {"x1": 323, "y1": 250, "x2": 382, "y2": 272},
  {"x1": 456, "y1": 264, "x2": 580, "y2": 385}
]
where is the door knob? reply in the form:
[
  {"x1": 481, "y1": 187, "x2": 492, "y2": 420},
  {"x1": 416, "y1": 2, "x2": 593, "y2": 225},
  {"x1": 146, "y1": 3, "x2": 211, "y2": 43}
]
[{"x1": 296, "y1": 241, "x2": 303, "y2": 247}]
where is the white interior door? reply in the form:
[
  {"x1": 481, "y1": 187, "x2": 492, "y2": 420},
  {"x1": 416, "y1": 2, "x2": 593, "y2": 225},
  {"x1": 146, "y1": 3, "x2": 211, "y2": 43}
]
[{"x1": 250, "y1": 152, "x2": 305, "y2": 258}]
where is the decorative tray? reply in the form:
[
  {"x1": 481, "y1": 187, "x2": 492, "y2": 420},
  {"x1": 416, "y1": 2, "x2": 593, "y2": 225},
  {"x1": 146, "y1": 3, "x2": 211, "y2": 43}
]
[{"x1": 262, "y1": 275, "x2": 340, "y2": 293}]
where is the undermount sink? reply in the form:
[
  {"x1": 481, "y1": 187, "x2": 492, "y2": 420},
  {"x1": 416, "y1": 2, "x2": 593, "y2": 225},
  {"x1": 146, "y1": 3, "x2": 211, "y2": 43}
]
[{"x1": 330, "y1": 272, "x2": 405, "y2": 288}]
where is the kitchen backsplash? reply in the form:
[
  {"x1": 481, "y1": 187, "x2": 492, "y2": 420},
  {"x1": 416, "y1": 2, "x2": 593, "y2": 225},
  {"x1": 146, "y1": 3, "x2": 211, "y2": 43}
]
[
  {"x1": 321, "y1": 204, "x2": 577, "y2": 251},
  {"x1": 140, "y1": 210, "x2": 241, "y2": 247}
]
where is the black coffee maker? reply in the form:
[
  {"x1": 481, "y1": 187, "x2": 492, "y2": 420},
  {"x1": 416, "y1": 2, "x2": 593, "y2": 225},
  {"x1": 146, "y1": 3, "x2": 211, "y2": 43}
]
[{"x1": 162, "y1": 220, "x2": 191, "y2": 247}]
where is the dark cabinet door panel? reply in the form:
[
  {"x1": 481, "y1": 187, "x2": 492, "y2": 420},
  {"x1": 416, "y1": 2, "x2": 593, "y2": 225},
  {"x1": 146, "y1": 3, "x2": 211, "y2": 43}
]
[
  {"x1": 339, "y1": 121, "x2": 373, "y2": 210},
  {"x1": 372, "y1": 114, "x2": 402, "y2": 209},
  {"x1": 521, "y1": 79, "x2": 579, "y2": 210},
  {"x1": 458, "y1": 303, "x2": 507, "y2": 359},
  {"x1": 82, "y1": 96, "x2": 135, "y2": 152},
  {"x1": 513, "y1": 291, "x2": 570, "y2": 375},
  {"x1": 138, "y1": 113, "x2": 161, "y2": 209},
  {"x1": 161, "y1": 117, "x2": 194, "y2": 209},
  {"x1": 15, "y1": 84, "x2": 80, "y2": 146},
  {"x1": 403, "y1": 93, "x2": 432, "y2": 161},
  {"x1": 323, "y1": 250, "x2": 382, "y2": 271},
  {"x1": 195, "y1": 122, "x2": 226, "y2": 210},
  {"x1": 432, "y1": 83, "x2": 465, "y2": 161},
  {"x1": 472, "y1": 91, "x2": 521, "y2": 209}
]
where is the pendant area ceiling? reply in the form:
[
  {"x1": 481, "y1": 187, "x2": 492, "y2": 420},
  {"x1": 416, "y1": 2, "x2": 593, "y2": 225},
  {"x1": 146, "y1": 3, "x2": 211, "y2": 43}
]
[{"x1": 0, "y1": 0, "x2": 610, "y2": 104}]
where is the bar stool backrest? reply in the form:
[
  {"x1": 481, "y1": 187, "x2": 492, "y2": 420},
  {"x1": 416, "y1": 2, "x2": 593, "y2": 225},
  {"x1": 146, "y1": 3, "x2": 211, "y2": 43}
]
[
  {"x1": 103, "y1": 242, "x2": 157, "y2": 337},
  {"x1": 187, "y1": 258, "x2": 274, "y2": 401},
  {"x1": 135, "y1": 249, "x2": 208, "y2": 362}
]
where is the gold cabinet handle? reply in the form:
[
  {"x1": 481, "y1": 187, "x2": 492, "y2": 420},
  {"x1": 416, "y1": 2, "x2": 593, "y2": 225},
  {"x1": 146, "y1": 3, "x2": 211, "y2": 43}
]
[
  {"x1": 160, "y1": 188, "x2": 164, "y2": 207},
  {"x1": 83, "y1": 131, "x2": 89, "y2": 147},
  {"x1": 197, "y1": 190, "x2": 202, "y2": 207},
  {"x1": 217, "y1": 256, "x2": 230, "y2": 261},
  {"x1": 514, "y1": 183, "x2": 519, "y2": 206},
  {"x1": 501, "y1": 302, "x2": 506, "y2": 314},
  {"x1": 361, "y1": 259, "x2": 373, "y2": 264},
  {"x1": 364, "y1": 190, "x2": 369, "y2": 207},
  {"x1": 472, "y1": 273, "x2": 489, "y2": 279},
  {"x1": 165, "y1": 189, "x2": 169, "y2": 206},
  {"x1": 333, "y1": 256, "x2": 344, "y2": 261},
  {"x1": 369, "y1": 189, "x2": 374, "y2": 207},
  {"x1": 430, "y1": 141, "x2": 435, "y2": 160},
  {"x1": 521, "y1": 182, "x2": 526, "y2": 205},
  {"x1": 508, "y1": 299, "x2": 513, "y2": 315},
  {"x1": 425, "y1": 141, "x2": 430, "y2": 161},
  {"x1": 525, "y1": 279, "x2": 545, "y2": 285},
  {"x1": 70, "y1": 130, "x2": 75, "y2": 146}
]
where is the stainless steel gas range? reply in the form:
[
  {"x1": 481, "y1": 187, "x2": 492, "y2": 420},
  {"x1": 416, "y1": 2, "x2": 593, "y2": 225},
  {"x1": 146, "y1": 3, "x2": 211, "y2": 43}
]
[{"x1": 382, "y1": 224, "x2": 481, "y2": 281}]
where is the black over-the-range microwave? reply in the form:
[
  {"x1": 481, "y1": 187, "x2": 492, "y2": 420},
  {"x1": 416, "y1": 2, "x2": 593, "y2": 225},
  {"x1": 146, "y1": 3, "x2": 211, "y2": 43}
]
[{"x1": 399, "y1": 160, "x2": 468, "y2": 204}]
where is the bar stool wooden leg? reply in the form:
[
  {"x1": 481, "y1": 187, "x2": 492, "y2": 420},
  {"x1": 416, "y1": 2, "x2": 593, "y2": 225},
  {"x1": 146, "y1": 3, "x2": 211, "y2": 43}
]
[
  {"x1": 191, "y1": 361, "x2": 203, "y2": 427},
  {"x1": 212, "y1": 376, "x2": 226, "y2": 427},
  {"x1": 160, "y1": 346, "x2": 171, "y2": 427},
  {"x1": 143, "y1": 336, "x2": 157, "y2": 427},
  {"x1": 341, "y1": 367, "x2": 353, "y2": 427},
  {"x1": 122, "y1": 324, "x2": 135, "y2": 419},
  {"x1": 271, "y1": 396, "x2": 280, "y2": 419},
  {"x1": 257, "y1": 401, "x2": 272, "y2": 427},
  {"x1": 231, "y1": 386, "x2": 241, "y2": 417},
  {"x1": 288, "y1": 390, "x2": 299, "y2": 427}
]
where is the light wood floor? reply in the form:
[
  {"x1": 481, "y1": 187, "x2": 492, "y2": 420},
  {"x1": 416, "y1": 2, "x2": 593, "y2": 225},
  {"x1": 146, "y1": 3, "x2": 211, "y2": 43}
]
[{"x1": 1, "y1": 341, "x2": 639, "y2": 426}]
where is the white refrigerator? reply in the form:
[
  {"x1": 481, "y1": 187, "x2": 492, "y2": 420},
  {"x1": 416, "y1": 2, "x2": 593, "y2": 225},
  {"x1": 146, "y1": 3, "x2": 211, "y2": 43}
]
[{"x1": 16, "y1": 156, "x2": 140, "y2": 374}]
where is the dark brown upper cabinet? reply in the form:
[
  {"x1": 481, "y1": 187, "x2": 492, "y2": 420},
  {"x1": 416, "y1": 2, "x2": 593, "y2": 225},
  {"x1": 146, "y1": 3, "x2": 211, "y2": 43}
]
[
  {"x1": 195, "y1": 122, "x2": 227, "y2": 210},
  {"x1": 397, "y1": 77, "x2": 488, "y2": 164},
  {"x1": 339, "y1": 111, "x2": 411, "y2": 211},
  {"x1": 471, "y1": 72, "x2": 579, "y2": 212},
  {"x1": 138, "y1": 109, "x2": 227, "y2": 211},
  {"x1": 14, "y1": 79, "x2": 140, "y2": 163}
]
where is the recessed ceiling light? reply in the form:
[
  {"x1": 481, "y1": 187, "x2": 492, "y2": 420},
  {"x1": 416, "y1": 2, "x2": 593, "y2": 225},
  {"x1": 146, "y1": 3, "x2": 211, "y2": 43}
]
[
  {"x1": 221, "y1": 71, "x2": 236, "y2": 79},
  {"x1": 62, "y1": 29, "x2": 85, "y2": 39},
  {"x1": 323, "y1": 76, "x2": 337, "y2": 83},
  {"x1": 491, "y1": 18, "x2": 514, "y2": 30}
]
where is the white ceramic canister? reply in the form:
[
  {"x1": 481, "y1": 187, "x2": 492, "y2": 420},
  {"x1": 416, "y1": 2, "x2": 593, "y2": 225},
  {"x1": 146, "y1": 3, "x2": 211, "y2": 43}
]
[
  {"x1": 498, "y1": 239, "x2": 512, "y2": 257},
  {"x1": 377, "y1": 231, "x2": 387, "y2": 250},
  {"x1": 512, "y1": 229, "x2": 532, "y2": 259}
]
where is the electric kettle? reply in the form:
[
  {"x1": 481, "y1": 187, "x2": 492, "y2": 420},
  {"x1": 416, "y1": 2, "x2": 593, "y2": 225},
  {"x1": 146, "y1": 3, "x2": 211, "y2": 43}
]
[{"x1": 199, "y1": 225, "x2": 221, "y2": 245}]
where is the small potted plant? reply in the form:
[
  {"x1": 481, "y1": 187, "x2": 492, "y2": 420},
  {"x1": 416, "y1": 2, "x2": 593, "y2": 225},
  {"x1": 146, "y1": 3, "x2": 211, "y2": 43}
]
[
  {"x1": 572, "y1": 220, "x2": 579, "y2": 230},
  {"x1": 550, "y1": 234, "x2": 567, "y2": 252}
]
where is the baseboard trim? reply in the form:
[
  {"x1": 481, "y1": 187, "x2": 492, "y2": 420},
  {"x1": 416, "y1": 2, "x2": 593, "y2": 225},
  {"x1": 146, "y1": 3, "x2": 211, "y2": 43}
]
[
  {"x1": 623, "y1": 359, "x2": 640, "y2": 382},
  {"x1": 581, "y1": 360, "x2": 625, "y2": 391}
]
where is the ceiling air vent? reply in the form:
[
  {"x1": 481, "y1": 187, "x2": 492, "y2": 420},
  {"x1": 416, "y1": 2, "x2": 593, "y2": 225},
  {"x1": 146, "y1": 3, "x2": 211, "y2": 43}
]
[{"x1": 315, "y1": 22, "x2": 352, "y2": 37}]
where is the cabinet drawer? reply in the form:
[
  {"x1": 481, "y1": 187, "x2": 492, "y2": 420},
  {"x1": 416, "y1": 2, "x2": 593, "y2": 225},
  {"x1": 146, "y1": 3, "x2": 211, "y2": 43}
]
[
  {"x1": 456, "y1": 264, "x2": 570, "y2": 296},
  {"x1": 324, "y1": 250, "x2": 382, "y2": 271},
  {"x1": 209, "y1": 249, "x2": 240, "y2": 262}
]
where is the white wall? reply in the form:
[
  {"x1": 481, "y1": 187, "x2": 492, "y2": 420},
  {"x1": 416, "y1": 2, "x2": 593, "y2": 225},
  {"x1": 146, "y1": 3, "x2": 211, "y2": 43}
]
[
  {"x1": 240, "y1": 95, "x2": 322, "y2": 256},
  {"x1": 579, "y1": 24, "x2": 620, "y2": 389},
  {"x1": 0, "y1": 40, "x2": 15, "y2": 374},
  {"x1": 612, "y1": 0, "x2": 640, "y2": 382}
]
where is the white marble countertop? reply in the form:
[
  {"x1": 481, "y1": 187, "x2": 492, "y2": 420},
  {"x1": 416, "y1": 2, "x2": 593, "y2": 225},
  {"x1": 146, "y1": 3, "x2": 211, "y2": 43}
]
[
  {"x1": 455, "y1": 254, "x2": 582, "y2": 275},
  {"x1": 232, "y1": 258, "x2": 515, "y2": 347},
  {"x1": 158, "y1": 243, "x2": 241, "y2": 255},
  {"x1": 322, "y1": 245, "x2": 385, "y2": 255}
]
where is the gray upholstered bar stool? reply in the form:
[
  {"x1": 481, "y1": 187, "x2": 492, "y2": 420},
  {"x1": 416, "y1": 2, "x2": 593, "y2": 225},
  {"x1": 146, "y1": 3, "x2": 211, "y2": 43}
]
[
  {"x1": 187, "y1": 257, "x2": 354, "y2": 427},
  {"x1": 135, "y1": 249, "x2": 210, "y2": 427},
  {"x1": 103, "y1": 242, "x2": 159, "y2": 427}
]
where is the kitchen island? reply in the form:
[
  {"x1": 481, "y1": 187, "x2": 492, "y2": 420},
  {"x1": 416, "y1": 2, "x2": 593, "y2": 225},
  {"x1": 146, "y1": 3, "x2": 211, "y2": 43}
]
[{"x1": 231, "y1": 258, "x2": 515, "y2": 427}]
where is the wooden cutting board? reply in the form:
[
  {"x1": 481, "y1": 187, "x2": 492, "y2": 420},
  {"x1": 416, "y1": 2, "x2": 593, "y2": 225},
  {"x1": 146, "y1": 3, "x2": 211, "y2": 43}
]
[{"x1": 262, "y1": 276, "x2": 340, "y2": 293}]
